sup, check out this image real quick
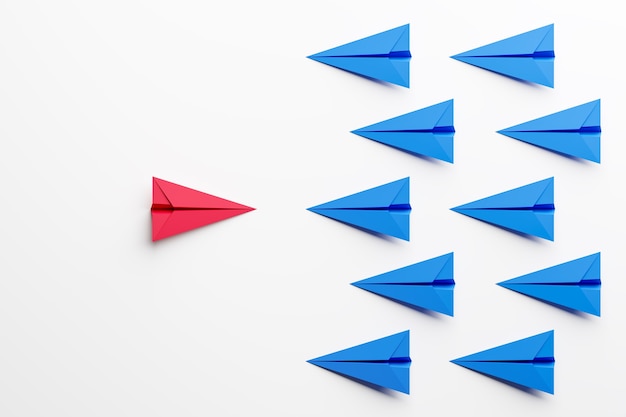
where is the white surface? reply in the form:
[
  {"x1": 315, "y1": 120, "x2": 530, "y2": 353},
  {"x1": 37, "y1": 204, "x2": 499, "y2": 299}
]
[{"x1": 1, "y1": 1, "x2": 624, "y2": 416}]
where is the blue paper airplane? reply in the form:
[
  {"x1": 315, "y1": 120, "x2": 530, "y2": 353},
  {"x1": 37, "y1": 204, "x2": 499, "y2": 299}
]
[
  {"x1": 498, "y1": 253, "x2": 601, "y2": 316},
  {"x1": 451, "y1": 24, "x2": 554, "y2": 87},
  {"x1": 498, "y1": 100, "x2": 601, "y2": 163},
  {"x1": 451, "y1": 330, "x2": 554, "y2": 394},
  {"x1": 308, "y1": 24, "x2": 411, "y2": 87},
  {"x1": 451, "y1": 177, "x2": 554, "y2": 241},
  {"x1": 351, "y1": 100, "x2": 455, "y2": 163},
  {"x1": 352, "y1": 253, "x2": 454, "y2": 316},
  {"x1": 308, "y1": 178, "x2": 411, "y2": 241},
  {"x1": 308, "y1": 330, "x2": 411, "y2": 394}
]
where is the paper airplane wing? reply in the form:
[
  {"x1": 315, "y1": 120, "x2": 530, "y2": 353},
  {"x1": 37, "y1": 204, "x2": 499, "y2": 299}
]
[
  {"x1": 308, "y1": 178, "x2": 411, "y2": 240},
  {"x1": 454, "y1": 24, "x2": 553, "y2": 56},
  {"x1": 451, "y1": 178, "x2": 554, "y2": 240},
  {"x1": 152, "y1": 178, "x2": 252, "y2": 210},
  {"x1": 309, "y1": 24, "x2": 409, "y2": 57},
  {"x1": 500, "y1": 253, "x2": 600, "y2": 285},
  {"x1": 308, "y1": 331, "x2": 411, "y2": 394},
  {"x1": 451, "y1": 331, "x2": 554, "y2": 394},
  {"x1": 151, "y1": 178, "x2": 254, "y2": 241},
  {"x1": 309, "y1": 331, "x2": 409, "y2": 362},
  {"x1": 500, "y1": 100, "x2": 600, "y2": 132},
  {"x1": 308, "y1": 25, "x2": 411, "y2": 87},
  {"x1": 351, "y1": 100, "x2": 455, "y2": 162},
  {"x1": 152, "y1": 210, "x2": 253, "y2": 242},
  {"x1": 451, "y1": 24, "x2": 554, "y2": 87},
  {"x1": 308, "y1": 56, "x2": 410, "y2": 88},
  {"x1": 452, "y1": 361, "x2": 553, "y2": 394},
  {"x1": 452, "y1": 177, "x2": 553, "y2": 210},
  {"x1": 498, "y1": 253, "x2": 601, "y2": 315},
  {"x1": 498, "y1": 100, "x2": 601, "y2": 162},
  {"x1": 354, "y1": 253, "x2": 453, "y2": 285},
  {"x1": 309, "y1": 178, "x2": 409, "y2": 210},
  {"x1": 310, "y1": 361, "x2": 410, "y2": 394},
  {"x1": 308, "y1": 208, "x2": 410, "y2": 241},
  {"x1": 450, "y1": 209, "x2": 554, "y2": 240},
  {"x1": 453, "y1": 331, "x2": 553, "y2": 362},
  {"x1": 353, "y1": 100, "x2": 453, "y2": 132}
]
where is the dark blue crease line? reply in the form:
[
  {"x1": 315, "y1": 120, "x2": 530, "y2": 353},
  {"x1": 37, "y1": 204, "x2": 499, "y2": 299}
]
[
  {"x1": 461, "y1": 51, "x2": 554, "y2": 58},
  {"x1": 459, "y1": 206, "x2": 554, "y2": 211},
  {"x1": 505, "y1": 128, "x2": 601, "y2": 133},
  {"x1": 363, "y1": 281, "x2": 455, "y2": 287},
  {"x1": 316, "y1": 205, "x2": 411, "y2": 211},
  {"x1": 312, "y1": 359, "x2": 412, "y2": 364},
  {"x1": 151, "y1": 207, "x2": 246, "y2": 211},
  {"x1": 457, "y1": 358, "x2": 554, "y2": 364},
  {"x1": 362, "y1": 127, "x2": 455, "y2": 133},
  {"x1": 506, "y1": 280, "x2": 601, "y2": 286},
  {"x1": 318, "y1": 51, "x2": 411, "y2": 58},
  {"x1": 388, "y1": 357, "x2": 412, "y2": 363}
]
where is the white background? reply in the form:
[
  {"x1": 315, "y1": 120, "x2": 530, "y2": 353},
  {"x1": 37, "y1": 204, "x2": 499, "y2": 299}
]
[{"x1": 1, "y1": 1, "x2": 624, "y2": 415}]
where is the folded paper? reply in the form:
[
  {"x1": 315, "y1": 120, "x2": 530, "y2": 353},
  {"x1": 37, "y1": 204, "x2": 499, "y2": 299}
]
[
  {"x1": 352, "y1": 253, "x2": 454, "y2": 316},
  {"x1": 498, "y1": 100, "x2": 601, "y2": 163},
  {"x1": 151, "y1": 177, "x2": 254, "y2": 241},
  {"x1": 308, "y1": 24, "x2": 411, "y2": 87},
  {"x1": 451, "y1": 177, "x2": 554, "y2": 240},
  {"x1": 352, "y1": 100, "x2": 454, "y2": 162},
  {"x1": 308, "y1": 178, "x2": 411, "y2": 241},
  {"x1": 451, "y1": 24, "x2": 554, "y2": 87},
  {"x1": 451, "y1": 330, "x2": 554, "y2": 394},
  {"x1": 308, "y1": 330, "x2": 411, "y2": 394},
  {"x1": 498, "y1": 253, "x2": 601, "y2": 316}
]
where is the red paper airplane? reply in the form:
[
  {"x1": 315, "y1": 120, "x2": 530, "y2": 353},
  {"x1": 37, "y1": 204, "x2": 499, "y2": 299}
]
[{"x1": 151, "y1": 177, "x2": 254, "y2": 241}]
